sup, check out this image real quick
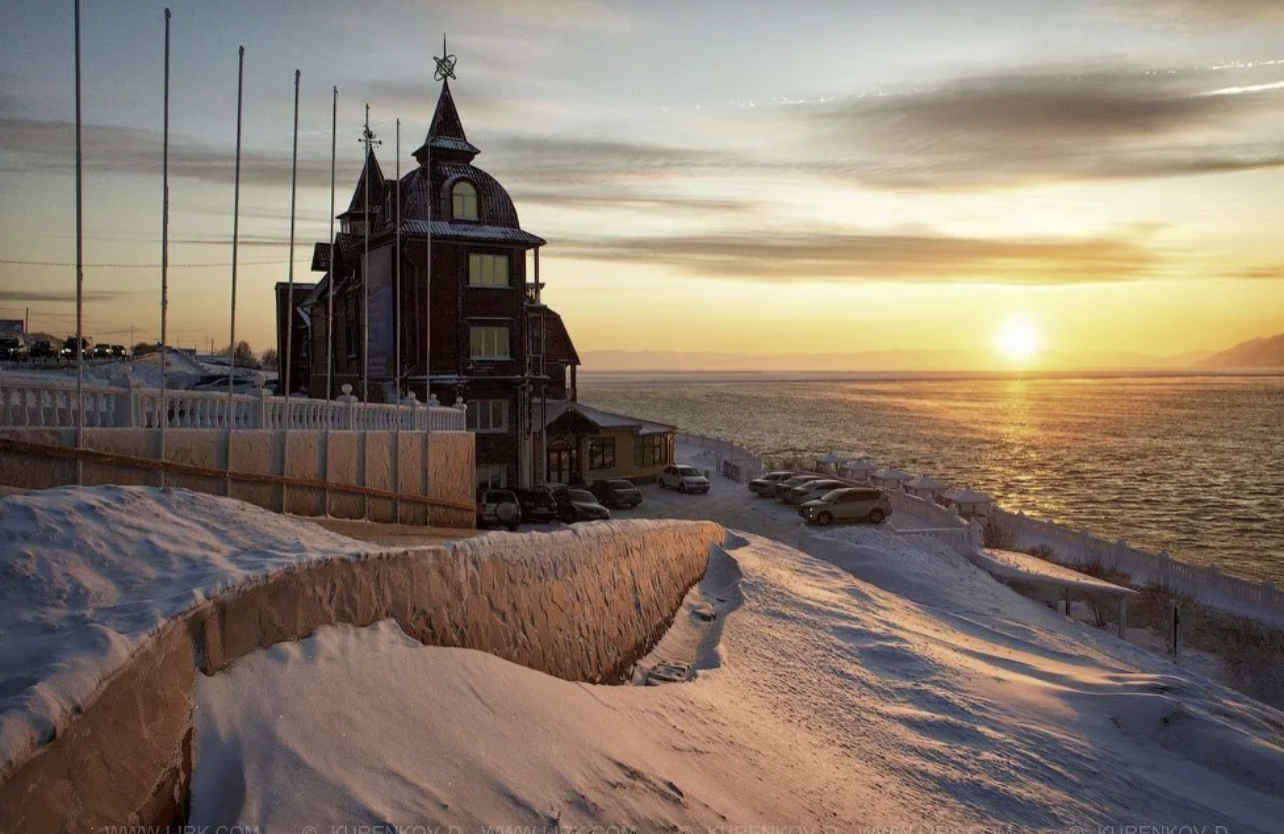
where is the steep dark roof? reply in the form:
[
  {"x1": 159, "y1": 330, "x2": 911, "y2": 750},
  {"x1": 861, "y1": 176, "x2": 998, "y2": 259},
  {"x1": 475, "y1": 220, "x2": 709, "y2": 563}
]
[
  {"x1": 542, "y1": 307, "x2": 580, "y2": 366},
  {"x1": 413, "y1": 80, "x2": 479, "y2": 164},
  {"x1": 339, "y1": 150, "x2": 385, "y2": 219},
  {"x1": 395, "y1": 161, "x2": 542, "y2": 247},
  {"x1": 310, "y1": 242, "x2": 332, "y2": 272}
]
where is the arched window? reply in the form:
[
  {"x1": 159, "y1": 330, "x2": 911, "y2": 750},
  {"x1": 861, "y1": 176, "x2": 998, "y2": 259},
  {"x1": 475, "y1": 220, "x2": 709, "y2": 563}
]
[{"x1": 452, "y1": 181, "x2": 478, "y2": 220}]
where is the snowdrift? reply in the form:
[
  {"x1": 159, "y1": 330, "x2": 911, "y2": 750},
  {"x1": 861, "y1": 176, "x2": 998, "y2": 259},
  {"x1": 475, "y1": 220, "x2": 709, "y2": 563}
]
[{"x1": 190, "y1": 528, "x2": 1284, "y2": 833}]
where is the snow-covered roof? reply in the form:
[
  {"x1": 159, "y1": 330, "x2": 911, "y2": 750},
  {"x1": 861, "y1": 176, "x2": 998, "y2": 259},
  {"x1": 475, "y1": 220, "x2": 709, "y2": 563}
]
[
  {"x1": 400, "y1": 219, "x2": 546, "y2": 247},
  {"x1": 539, "y1": 400, "x2": 675, "y2": 436},
  {"x1": 906, "y1": 476, "x2": 948, "y2": 490},
  {"x1": 942, "y1": 488, "x2": 993, "y2": 504}
]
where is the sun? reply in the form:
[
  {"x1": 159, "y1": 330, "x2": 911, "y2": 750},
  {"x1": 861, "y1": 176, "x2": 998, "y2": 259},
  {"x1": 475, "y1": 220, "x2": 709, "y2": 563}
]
[{"x1": 993, "y1": 315, "x2": 1042, "y2": 365}]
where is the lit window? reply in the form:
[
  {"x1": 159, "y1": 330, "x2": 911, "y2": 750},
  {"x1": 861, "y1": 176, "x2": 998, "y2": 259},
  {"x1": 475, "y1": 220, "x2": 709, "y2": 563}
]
[
  {"x1": 469, "y1": 326, "x2": 510, "y2": 360},
  {"x1": 466, "y1": 399, "x2": 509, "y2": 433},
  {"x1": 469, "y1": 254, "x2": 509, "y2": 287},
  {"x1": 452, "y1": 181, "x2": 478, "y2": 220},
  {"x1": 588, "y1": 437, "x2": 616, "y2": 471}
]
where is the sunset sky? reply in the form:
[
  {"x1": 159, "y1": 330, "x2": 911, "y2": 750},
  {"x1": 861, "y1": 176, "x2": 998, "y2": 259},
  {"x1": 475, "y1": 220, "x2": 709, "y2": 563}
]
[{"x1": 2, "y1": 0, "x2": 1283, "y2": 370}]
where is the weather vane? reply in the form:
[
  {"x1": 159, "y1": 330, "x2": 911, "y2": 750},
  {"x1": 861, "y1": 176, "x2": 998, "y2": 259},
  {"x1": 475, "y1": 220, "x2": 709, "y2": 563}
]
[{"x1": 434, "y1": 34, "x2": 457, "y2": 82}]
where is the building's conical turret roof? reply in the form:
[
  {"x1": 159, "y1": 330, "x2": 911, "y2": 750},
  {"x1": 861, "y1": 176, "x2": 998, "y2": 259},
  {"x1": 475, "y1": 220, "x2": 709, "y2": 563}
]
[
  {"x1": 413, "y1": 79, "x2": 480, "y2": 165},
  {"x1": 340, "y1": 149, "x2": 385, "y2": 219}
]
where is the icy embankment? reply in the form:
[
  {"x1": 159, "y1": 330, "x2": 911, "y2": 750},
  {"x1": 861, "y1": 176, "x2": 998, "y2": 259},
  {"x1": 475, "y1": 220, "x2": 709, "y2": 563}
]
[
  {"x1": 192, "y1": 528, "x2": 1284, "y2": 833},
  {"x1": 0, "y1": 486, "x2": 371, "y2": 772}
]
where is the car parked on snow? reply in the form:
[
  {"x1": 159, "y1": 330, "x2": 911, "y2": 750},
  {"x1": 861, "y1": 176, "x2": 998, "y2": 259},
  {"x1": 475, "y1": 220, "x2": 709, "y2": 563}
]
[
  {"x1": 476, "y1": 488, "x2": 522, "y2": 531},
  {"x1": 799, "y1": 487, "x2": 892, "y2": 527},
  {"x1": 91, "y1": 344, "x2": 113, "y2": 359},
  {"x1": 556, "y1": 488, "x2": 611, "y2": 524},
  {"x1": 772, "y1": 473, "x2": 826, "y2": 500},
  {"x1": 111, "y1": 344, "x2": 128, "y2": 358},
  {"x1": 60, "y1": 336, "x2": 90, "y2": 358},
  {"x1": 785, "y1": 478, "x2": 850, "y2": 505},
  {"x1": 513, "y1": 485, "x2": 560, "y2": 523},
  {"x1": 0, "y1": 337, "x2": 28, "y2": 361},
  {"x1": 29, "y1": 340, "x2": 57, "y2": 360},
  {"x1": 658, "y1": 465, "x2": 710, "y2": 494},
  {"x1": 590, "y1": 478, "x2": 642, "y2": 508},
  {"x1": 748, "y1": 470, "x2": 796, "y2": 496}
]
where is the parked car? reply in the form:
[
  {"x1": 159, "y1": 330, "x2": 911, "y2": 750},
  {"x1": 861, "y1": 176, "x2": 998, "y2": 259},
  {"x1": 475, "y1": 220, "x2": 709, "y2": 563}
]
[
  {"x1": 513, "y1": 485, "x2": 560, "y2": 523},
  {"x1": 476, "y1": 488, "x2": 522, "y2": 531},
  {"x1": 658, "y1": 464, "x2": 710, "y2": 494},
  {"x1": 191, "y1": 374, "x2": 261, "y2": 393},
  {"x1": 785, "y1": 478, "x2": 849, "y2": 505},
  {"x1": 29, "y1": 340, "x2": 56, "y2": 360},
  {"x1": 748, "y1": 470, "x2": 796, "y2": 496},
  {"x1": 590, "y1": 478, "x2": 642, "y2": 508},
  {"x1": 111, "y1": 344, "x2": 128, "y2": 358},
  {"x1": 91, "y1": 343, "x2": 113, "y2": 359},
  {"x1": 0, "y1": 337, "x2": 28, "y2": 361},
  {"x1": 772, "y1": 473, "x2": 826, "y2": 500},
  {"x1": 556, "y1": 488, "x2": 611, "y2": 524},
  {"x1": 60, "y1": 337, "x2": 90, "y2": 358},
  {"x1": 799, "y1": 487, "x2": 892, "y2": 527}
]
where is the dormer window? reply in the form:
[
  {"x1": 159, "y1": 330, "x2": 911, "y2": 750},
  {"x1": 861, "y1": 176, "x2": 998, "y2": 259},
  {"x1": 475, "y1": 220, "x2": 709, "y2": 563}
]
[{"x1": 452, "y1": 181, "x2": 478, "y2": 220}]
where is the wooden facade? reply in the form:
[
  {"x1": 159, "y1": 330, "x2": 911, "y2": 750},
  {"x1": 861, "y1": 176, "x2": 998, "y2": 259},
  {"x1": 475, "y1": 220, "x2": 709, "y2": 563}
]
[{"x1": 279, "y1": 77, "x2": 586, "y2": 489}]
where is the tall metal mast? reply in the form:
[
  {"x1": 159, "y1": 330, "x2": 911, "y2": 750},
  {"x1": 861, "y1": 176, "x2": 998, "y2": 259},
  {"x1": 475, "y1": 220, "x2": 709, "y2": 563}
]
[
  {"x1": 358, "y1": 104, "x2": 380, "y2": 406},
  {"x1": 228, "y1": 46, "x2": 244, "y2": 416},
  {"x1": 160, "y1": 8, "x2": 171, "y2": 485},
  {"x1": 326, "y1": 86, "x2": 337, "y2": 400}
]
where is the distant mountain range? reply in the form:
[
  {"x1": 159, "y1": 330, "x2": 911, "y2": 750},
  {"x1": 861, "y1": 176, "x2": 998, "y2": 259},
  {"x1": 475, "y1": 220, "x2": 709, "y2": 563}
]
[{"x1": 1195, "y1": 333, "x2": 1284, "y2": 369}]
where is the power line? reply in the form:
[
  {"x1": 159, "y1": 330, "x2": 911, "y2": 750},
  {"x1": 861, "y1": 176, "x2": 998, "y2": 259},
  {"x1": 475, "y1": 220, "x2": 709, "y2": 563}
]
[{"x1": 0, "y1": 258, "x2": 298, "y2": 269}]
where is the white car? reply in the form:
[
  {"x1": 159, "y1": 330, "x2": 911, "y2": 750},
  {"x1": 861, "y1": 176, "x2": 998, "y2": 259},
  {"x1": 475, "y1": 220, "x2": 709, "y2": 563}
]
[{"x1": 658, "y1": 464, "x2": 710, "y2": 494}]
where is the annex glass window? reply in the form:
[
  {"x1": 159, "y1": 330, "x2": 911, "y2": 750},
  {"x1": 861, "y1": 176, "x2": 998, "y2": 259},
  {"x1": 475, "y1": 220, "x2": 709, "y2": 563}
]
[
  {"x1": 588, "y1": 437, "x2": 616, "y2": 471},
  {"x1": 452, "y1": 181, "x2": 478, "y2": 220},
  {"x1": 469, "y1": 254, "x2": 509, "y2": 287},
  {"x1": 469, "y1": 326, "x2": 510, "y2": 359},
  {"x1": 466, "y1": 399, "x2": 509, "y2": 433},
  {"x1": 633, "y1": 434, "x2": 664, "y2": 467},
  {"x1": 477, "y1": 463, "x2": 507, "y2": 490}
]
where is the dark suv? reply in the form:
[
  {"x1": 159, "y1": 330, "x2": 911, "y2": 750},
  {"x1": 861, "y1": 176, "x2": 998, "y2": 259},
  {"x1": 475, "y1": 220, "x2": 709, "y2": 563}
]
[
  {"x1": 513, "y1": 486, "x2": 559, "y2": 523},
  {"x1": 29, "y1": 340, "x2": 56, "y2": 360}
]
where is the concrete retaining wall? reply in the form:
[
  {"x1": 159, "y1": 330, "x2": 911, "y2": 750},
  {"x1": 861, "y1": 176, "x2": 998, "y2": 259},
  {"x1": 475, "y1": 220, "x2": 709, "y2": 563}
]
[
  {"x1": 0, "y1": 427, "x2": 475, "y2": 528},
  {"x1": 0, "y1": 519, "x2": 724, "y2": 834}
]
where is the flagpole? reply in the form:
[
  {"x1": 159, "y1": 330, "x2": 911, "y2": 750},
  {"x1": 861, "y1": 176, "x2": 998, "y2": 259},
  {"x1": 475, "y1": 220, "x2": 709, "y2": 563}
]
[
  {"x1": 362, "y1": 103, "x2": 371, "y2": 406},
  {"x1": 395, "y1": 117, "x2": 402, "y2": 401},
  {"x1": 395, "y1": 116, "x2": 402, "y2": 522},
  {"x1": 73, "y1": 0, "x2": 84, "y2": 486},
  {"x1": 326, "y1": 86, "x2": 337, "y2": 401},
  {"x1": 285, "y1": 69, "x2": 299, "y2": 405},
  {"x1": 228, "y1": 46, "x2": 244, "y2": 423},
  {"x1": 159, "y1": 7, "x2": 170, "y2": 486}
]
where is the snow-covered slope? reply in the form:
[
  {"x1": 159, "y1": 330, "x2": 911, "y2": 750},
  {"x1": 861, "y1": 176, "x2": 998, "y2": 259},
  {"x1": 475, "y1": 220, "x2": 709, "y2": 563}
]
[
  {"x1": 0, "y1": 486, "x2": 371, "y2": 771},
  {"x1": 191, "y1": 529, "x2": 1284, "y2": 832}
]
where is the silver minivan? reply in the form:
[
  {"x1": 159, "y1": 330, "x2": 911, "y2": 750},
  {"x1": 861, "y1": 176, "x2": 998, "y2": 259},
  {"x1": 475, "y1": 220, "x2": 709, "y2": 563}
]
[{"x1": 799, "y1": 487, "x2": 892, "y2": 526}]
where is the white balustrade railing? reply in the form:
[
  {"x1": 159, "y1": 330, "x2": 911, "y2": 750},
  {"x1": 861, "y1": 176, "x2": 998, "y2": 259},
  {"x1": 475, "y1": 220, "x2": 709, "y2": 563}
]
[
  {"x1": 676, "y1": 431, "x2": 763, "y2": 482},
  {"x1": 887, "y1": 490, "x2": 968, "y2": 530},
  {"x1": 992, "y1": 507, "x2": 1284, "y2": 624},
  {"x1": 0, "y1": 377, "x2": 466, "y2": 433}
]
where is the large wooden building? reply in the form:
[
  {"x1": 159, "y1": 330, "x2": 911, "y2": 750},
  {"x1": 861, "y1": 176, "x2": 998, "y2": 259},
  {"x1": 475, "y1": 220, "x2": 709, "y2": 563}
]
[{"x1": 278, "y1": 74, "x2": 673, "y2": 490}]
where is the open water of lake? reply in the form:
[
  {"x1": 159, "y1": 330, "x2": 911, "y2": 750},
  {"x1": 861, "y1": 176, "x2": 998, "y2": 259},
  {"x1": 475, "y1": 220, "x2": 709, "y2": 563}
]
[{"x1": 581, "y1": 373, "x2": 1284, "y2": 584}]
